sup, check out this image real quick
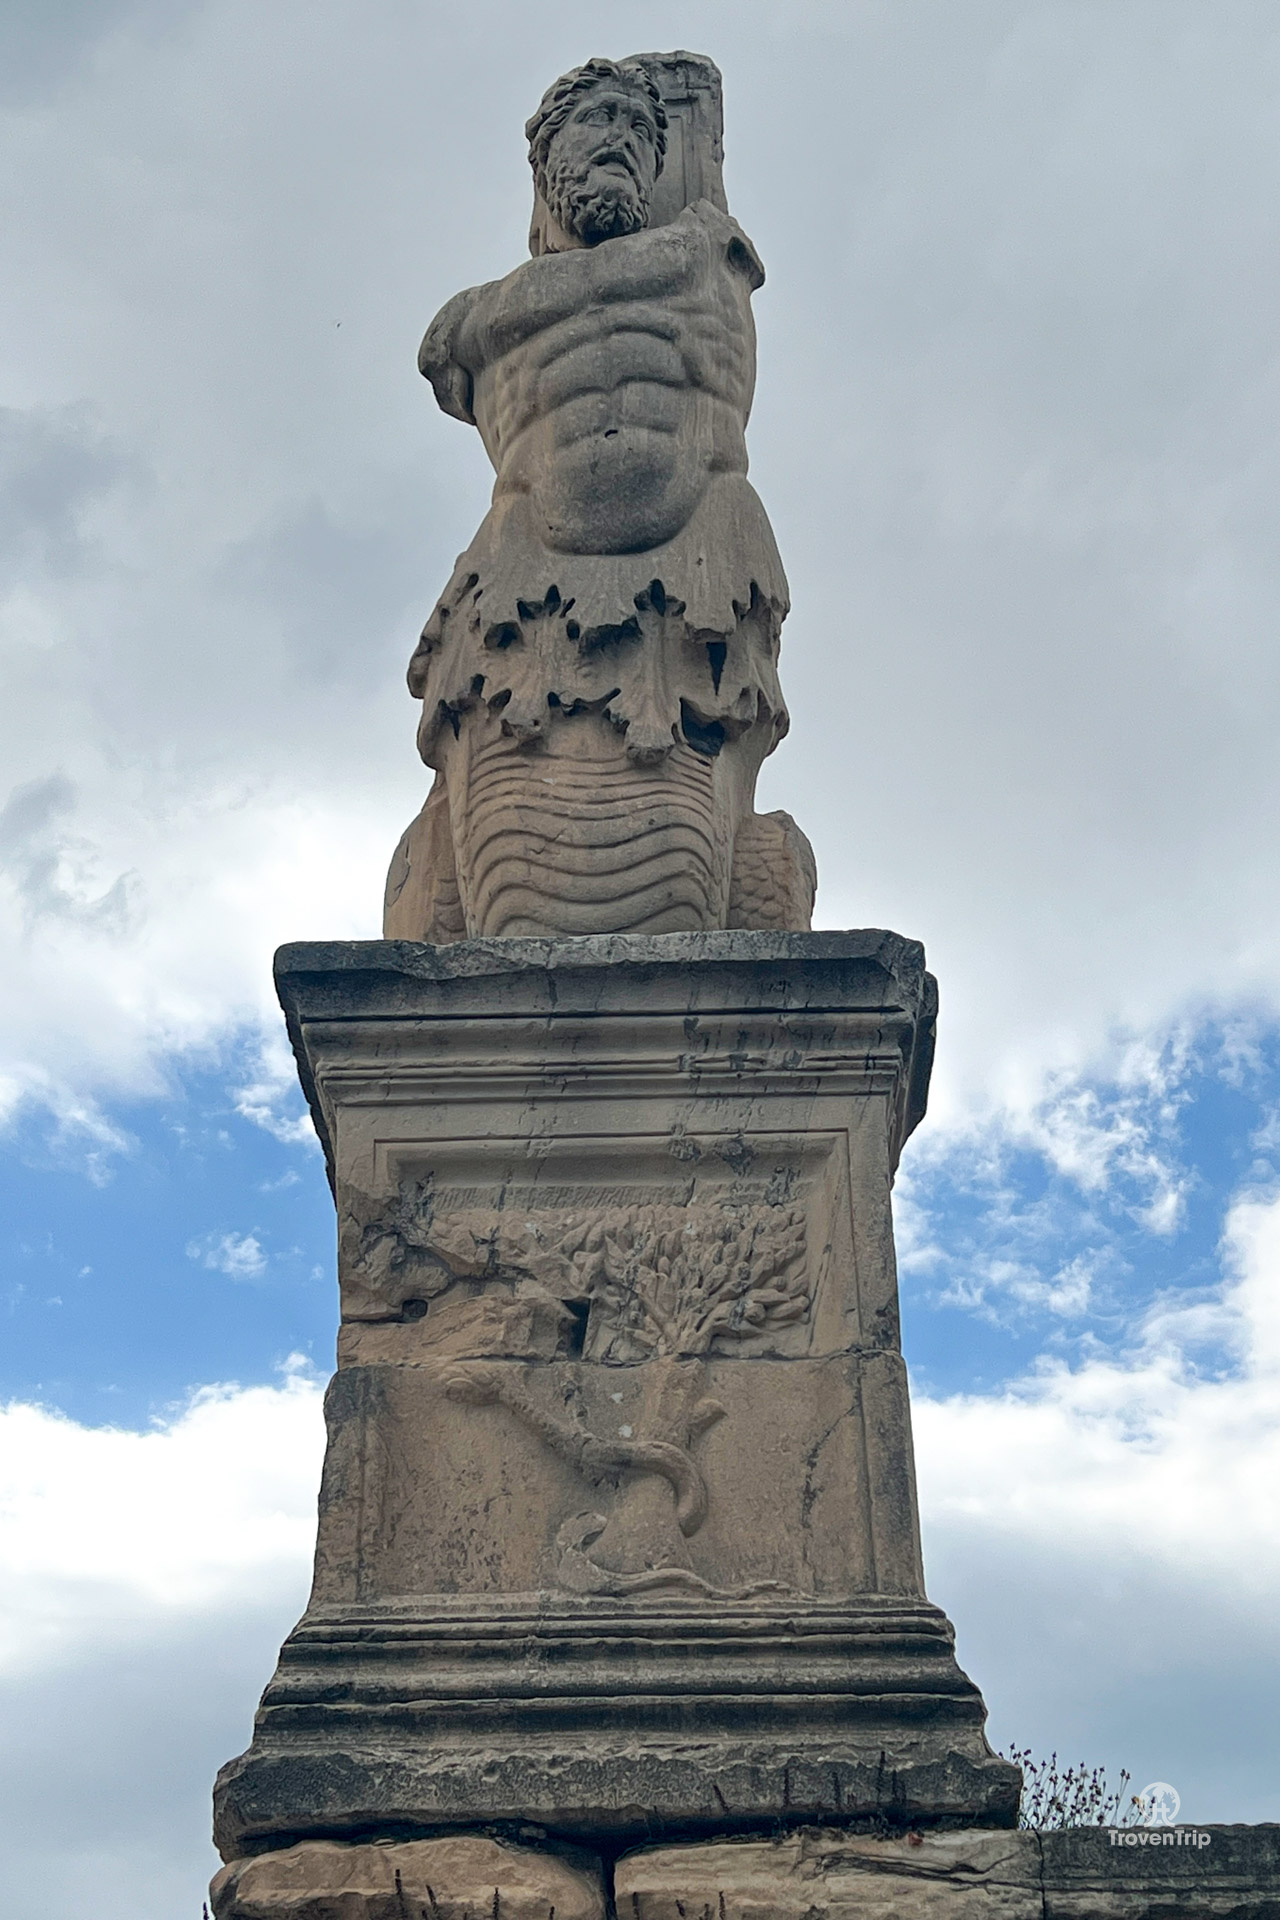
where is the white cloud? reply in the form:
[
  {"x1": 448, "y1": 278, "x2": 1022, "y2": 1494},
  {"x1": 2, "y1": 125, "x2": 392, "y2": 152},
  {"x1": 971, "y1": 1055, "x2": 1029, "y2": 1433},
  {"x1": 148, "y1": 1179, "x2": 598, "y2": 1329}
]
[
  {"x1": 0, "y1": 1364, "x2": 324, "y2": 1920},
  {"x1": 0, "y1": 1362, "x2": 324, "y2": 1667},
  {"x1": 915, "y1": 1185, "x2": 1280, "y2": 1817},
  {"x1": 931, "y1": 1247, "x2": 1100, "y2": 1320},
  {"x1": 233, "y1": 1030, "x2": 319, "y2": 1149},
  {"x1": 186, "y1": 1230, "x2": 268, "y2": 1280},
  {"x1": 894, "y1": 1027, "x2": 1202, "y2": 1331}
]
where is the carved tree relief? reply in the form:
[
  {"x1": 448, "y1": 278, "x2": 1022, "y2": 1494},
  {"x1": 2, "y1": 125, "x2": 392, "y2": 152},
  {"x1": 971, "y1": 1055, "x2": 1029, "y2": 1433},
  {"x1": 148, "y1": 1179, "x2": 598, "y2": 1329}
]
[{"x1": 343, "y1": 1185, "x2": 809, "y2": 1593}]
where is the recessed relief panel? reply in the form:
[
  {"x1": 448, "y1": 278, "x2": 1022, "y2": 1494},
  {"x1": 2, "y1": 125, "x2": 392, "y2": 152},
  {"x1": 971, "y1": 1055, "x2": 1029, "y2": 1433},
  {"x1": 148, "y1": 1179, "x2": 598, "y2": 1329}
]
[
  {"x1": 312, "y1": 1353, "x2": 886, "y2": 1603},
  {"x1": 336, "y1": 1129, "x2": 856, "y2": 1359}
]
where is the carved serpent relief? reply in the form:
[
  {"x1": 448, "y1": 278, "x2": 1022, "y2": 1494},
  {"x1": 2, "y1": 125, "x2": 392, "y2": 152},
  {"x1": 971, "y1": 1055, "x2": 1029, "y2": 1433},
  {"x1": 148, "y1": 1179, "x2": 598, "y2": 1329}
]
[
  {"x1": 441, "y1": 1356, "x2": 787, "y2": 1599},
  {"x1": 342, "y1": 1186, "x2": 810, "y2": 1593}
]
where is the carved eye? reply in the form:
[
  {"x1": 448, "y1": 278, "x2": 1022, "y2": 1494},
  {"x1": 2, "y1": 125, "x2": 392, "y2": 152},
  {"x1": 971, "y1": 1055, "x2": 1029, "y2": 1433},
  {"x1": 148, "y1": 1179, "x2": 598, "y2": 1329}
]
[
  {"x1": 632, "y1": 117, "x2": 654, "y2": 142},
  {"x1": 580, "y1": 105, "x2": 611, "y2": 126}
]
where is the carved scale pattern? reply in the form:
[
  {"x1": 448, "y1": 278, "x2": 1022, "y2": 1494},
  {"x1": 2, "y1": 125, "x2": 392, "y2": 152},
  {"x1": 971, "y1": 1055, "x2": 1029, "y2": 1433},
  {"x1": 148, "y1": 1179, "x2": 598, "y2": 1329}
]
[{"x1": 451, "y1": 718, "x2": 728, "y2": 938}]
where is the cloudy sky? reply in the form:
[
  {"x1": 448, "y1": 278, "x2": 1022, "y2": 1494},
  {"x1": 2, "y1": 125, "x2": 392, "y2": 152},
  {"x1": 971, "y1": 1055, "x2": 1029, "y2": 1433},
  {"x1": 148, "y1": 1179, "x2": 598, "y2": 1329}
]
[{"x1": 3, "y1": 1, "x2": 1279, "y2": 1913}]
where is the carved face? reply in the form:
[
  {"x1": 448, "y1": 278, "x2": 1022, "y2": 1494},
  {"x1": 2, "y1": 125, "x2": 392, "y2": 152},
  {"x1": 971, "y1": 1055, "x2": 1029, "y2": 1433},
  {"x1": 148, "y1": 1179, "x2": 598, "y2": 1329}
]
[{"x1": 541, "y1": 82, "x2": 661, "y2": 245}]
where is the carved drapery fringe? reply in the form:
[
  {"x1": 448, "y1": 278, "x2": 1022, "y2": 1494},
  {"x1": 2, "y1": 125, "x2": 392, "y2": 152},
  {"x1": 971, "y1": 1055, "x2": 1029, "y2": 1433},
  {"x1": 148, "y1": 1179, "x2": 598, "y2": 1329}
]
[{"x1": 407, "y1": 475, "x2": 790, "y2": 767}]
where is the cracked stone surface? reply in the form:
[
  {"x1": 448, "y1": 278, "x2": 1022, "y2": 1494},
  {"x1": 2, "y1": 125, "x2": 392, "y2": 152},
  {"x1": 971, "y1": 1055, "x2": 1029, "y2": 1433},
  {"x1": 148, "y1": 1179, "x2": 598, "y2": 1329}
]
[{"x1": 616, "y1": 1825, "x2": 1280, "y2": 1920}]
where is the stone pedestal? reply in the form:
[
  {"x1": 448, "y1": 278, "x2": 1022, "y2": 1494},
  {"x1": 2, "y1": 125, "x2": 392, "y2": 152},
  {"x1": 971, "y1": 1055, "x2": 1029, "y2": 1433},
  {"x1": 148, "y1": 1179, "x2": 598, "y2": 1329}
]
[{"x1": 213, "y1": 932, "x2": 1018, "y2": 1862}]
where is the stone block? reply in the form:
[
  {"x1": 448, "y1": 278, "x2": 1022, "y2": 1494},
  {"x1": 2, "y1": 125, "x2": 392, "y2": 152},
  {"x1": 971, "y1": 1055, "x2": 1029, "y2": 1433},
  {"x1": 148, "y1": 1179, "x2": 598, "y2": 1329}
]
[
  {"x1": 1038, "y1": 1820, "x2": 1280, "y2": 1916},
  {"x1": 618, "y1": 1830, "x2": 1040, "y2": 1920},
  {"x1": 616, "y1": 1824, "x2": 1280, "y2": 1920},
  {"x1": 211, "y1": 1835, "x2": 604, "y2": 1920}
]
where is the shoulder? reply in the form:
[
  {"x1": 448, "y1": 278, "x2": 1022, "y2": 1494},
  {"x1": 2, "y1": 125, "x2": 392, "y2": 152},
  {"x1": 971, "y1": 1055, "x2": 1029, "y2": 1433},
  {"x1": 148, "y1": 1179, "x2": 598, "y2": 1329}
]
[
  {"x1": 418, "y1": 282, "x2": 498, "y2": 425},
  {"x1": 682, "y1": 199, "x2": 765, "y2": 290}
]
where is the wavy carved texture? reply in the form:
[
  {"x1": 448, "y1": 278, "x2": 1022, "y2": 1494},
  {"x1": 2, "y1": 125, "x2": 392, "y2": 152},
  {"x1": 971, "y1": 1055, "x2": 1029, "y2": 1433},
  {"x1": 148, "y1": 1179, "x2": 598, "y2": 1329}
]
[{"x1": 450, "y1": 714, "x2": 730, "y2": 937}]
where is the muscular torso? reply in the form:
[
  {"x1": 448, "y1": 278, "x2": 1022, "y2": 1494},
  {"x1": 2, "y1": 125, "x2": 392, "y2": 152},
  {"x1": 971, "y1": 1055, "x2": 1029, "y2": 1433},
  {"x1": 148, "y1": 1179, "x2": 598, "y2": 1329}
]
[{"x1": 430, "y1": 203, "x2": 761, "y2": 555}]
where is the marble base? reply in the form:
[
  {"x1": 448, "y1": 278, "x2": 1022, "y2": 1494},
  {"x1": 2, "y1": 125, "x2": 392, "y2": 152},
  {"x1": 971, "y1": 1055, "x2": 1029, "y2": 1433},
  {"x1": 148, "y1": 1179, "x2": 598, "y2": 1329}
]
[{"x1": 214, "y1": 934, "x2": 1016, "y2": 1858}]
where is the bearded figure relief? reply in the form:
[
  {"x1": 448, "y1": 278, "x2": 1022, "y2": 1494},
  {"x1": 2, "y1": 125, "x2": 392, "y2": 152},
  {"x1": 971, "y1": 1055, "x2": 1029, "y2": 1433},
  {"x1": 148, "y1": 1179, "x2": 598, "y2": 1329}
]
[{"x1": 384, "y1": 55, "x2": 816, "y2": 943}]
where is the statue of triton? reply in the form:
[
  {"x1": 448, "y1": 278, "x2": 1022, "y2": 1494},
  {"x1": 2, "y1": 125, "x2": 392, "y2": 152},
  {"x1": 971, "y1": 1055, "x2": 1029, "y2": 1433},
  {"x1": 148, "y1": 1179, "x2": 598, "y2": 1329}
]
[{"x1": 383, "y1": 53, "x2": 816, "y2": 942}]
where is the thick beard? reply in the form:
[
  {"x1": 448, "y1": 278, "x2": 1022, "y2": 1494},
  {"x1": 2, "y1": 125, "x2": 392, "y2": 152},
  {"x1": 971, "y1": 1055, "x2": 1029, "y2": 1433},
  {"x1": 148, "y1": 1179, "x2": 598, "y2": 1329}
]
[{"x1": 542, "y1": 153, "x2": 650, "y2": 246}]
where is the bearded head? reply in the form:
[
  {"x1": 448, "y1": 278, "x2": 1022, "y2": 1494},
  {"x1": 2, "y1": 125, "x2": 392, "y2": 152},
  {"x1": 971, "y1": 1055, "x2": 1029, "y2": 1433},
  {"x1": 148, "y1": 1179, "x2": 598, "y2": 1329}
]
[{"x1": 526, "y1": 57, "x2": 667, "y2": 247}]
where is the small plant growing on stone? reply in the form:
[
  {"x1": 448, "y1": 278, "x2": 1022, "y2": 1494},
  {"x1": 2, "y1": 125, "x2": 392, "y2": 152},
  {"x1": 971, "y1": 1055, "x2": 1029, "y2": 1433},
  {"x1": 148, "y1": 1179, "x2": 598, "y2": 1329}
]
[{"x1": 1002, "y1": 1746, "x2": 1140, "y2": 1829}]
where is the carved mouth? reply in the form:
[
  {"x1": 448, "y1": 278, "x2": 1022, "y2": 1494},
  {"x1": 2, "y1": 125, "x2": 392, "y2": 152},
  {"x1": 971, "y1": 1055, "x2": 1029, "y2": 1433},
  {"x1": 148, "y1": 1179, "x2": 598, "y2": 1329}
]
[{"x1": 590, "y1": 150, "x2": 637, "y2": 181}]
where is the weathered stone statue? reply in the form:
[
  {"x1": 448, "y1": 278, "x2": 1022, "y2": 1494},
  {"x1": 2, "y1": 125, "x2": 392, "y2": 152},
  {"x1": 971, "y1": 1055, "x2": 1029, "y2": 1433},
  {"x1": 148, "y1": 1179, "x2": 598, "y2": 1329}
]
[
  {"x1": 213, "y1": 60, "x2": 1025, "y2": 1920},
  {"x1": 208, "y1": 48, "x2": 1278, "y2": 1920},
  {"x1": 383, "y1": 54, "x2": 815, "y2": 943}
]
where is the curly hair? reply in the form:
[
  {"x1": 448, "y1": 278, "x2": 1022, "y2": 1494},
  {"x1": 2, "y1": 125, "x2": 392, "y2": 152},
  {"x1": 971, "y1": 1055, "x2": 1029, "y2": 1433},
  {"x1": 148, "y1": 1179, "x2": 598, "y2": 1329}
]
[{"x1": 525, "y1": 57, "x2": 668, "y2": 190}]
